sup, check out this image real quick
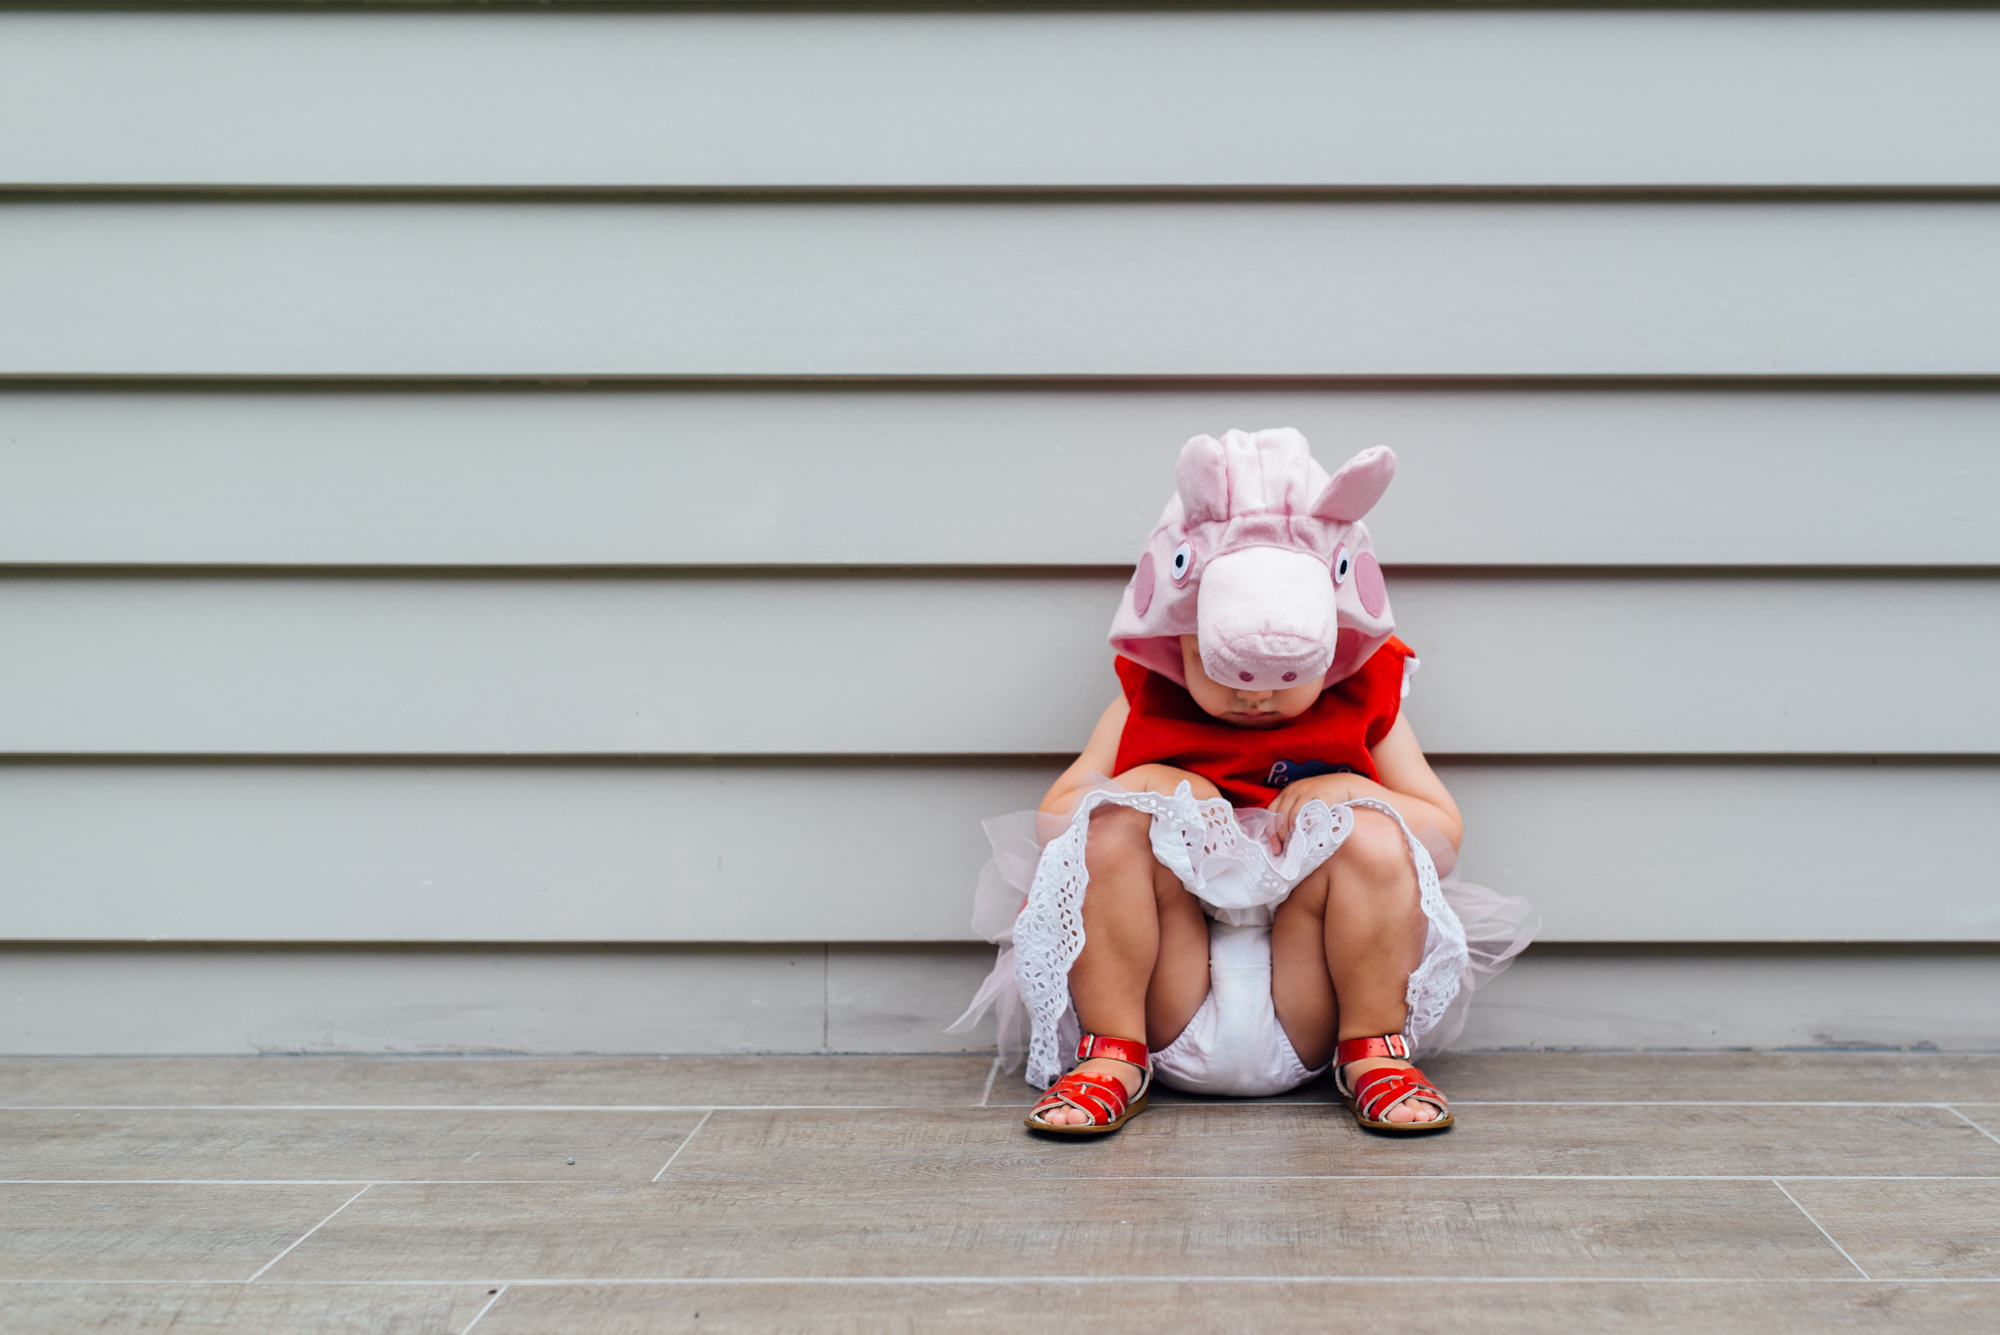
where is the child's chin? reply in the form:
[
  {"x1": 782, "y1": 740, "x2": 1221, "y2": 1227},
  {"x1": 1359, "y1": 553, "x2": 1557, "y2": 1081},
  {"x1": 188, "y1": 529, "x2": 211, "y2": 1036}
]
[{"x1": 1218, "y1": 711, "x2": 1296, "y2": 729}]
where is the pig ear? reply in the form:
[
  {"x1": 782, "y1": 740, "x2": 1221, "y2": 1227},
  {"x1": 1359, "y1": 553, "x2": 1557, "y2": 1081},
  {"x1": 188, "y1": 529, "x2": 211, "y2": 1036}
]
[
  {"x1": 1177, "y1": 435, "x2": 1231, "y2": 524},
  {"x1": 1311, "y1": 446, "x2": 1396, "y2": 523}
]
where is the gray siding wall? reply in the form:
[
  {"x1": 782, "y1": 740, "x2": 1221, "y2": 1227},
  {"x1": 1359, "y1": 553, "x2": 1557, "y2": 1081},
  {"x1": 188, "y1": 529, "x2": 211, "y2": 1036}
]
[{"x1": 3, "y1": 6, "x2": 1995, "y2": 1054}]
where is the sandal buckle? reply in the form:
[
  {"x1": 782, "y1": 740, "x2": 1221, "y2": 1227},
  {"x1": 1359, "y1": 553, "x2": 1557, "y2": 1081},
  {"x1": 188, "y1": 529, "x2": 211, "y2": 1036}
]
[{"x1": 1075, "y1": 1032, "x2": 1151, "y2": 1068}]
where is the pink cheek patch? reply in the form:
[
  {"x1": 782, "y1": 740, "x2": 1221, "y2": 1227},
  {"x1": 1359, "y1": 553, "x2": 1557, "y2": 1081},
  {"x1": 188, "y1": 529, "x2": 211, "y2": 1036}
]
[
  {"x1": 1355, "y1": 551, "x2": 1388, "y2": 617},
  {"x1": 1132, "y1": 552, "x2": 1156, "y2": 617}
]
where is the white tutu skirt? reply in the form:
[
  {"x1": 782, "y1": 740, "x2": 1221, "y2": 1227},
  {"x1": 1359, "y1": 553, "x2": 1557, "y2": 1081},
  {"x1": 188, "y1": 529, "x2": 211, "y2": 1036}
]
[{"x1": 948, "y1": 777, "x2": 1538, "y2": 1094}]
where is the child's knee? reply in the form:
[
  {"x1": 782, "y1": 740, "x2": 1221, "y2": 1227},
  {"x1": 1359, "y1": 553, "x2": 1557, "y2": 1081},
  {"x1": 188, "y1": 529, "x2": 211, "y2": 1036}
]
[
  {"x1": 1339, "y1": 809, "x2": 1416, "y2": 891},
  {"x1": 1084, "y1": 805, "x2": 1155, "y2": 874}
]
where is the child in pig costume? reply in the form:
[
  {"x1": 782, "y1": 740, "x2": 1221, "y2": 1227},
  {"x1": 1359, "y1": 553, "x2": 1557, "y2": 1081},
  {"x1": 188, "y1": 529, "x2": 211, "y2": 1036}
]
[{"x1": 950, "y1": 429, "x2": 1535, "y2": 1135}]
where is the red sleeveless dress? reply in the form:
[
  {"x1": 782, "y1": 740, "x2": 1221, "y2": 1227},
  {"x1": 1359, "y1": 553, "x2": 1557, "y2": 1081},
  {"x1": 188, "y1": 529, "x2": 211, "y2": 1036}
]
[{"x1": 1111, "y1": 637, "x2": 1414, "y2": 809}]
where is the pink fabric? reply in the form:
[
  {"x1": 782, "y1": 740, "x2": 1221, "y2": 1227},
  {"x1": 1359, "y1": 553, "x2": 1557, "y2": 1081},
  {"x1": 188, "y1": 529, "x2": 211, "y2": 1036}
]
[{"x1": 1107, "y1": 429, "x2": 1396, "y2": 690}]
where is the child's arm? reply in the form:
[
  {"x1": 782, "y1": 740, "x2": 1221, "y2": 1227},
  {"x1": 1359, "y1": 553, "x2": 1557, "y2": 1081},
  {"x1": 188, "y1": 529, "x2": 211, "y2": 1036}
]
[
  {"x1": 1265, "y1": 714, "x2": 1463, "y2": 853},
  {"x1": 1039, "y1": 696, "x2": 1222, "y2": 816}
]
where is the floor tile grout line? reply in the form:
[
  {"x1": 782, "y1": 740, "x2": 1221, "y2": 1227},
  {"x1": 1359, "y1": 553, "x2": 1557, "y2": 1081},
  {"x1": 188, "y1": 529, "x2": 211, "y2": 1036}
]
[
  {"x1": 1771, "y1": 1179, "x2": 1870, "y2": 1280},
  {"x1": 0, "y1": 1103, "x2": 896, "y2": 1111},
  {"x1": 459, "y1": 1282, "x2": 508, "y2": 1334},
  {"x1": 1444, "y1": 1101, "x2": 2000, "y2": 1109},
  {"x1": 11, "y1": 1174, "x2": 1998, "y2": 1186},
  {"x1": 446, "y1": 1276, "x2": 2000, "y2": 1287},
  {"x1": 245, "y1": 1183, "x2": 373, "y2": 1283},
  {"x1": 11, "y1": 1099, "x2": 2000, "y2": 1111},
  {"x1": 1033, "y1": 1174, "x2": 2000, "y2": 1183},
  {"x1": 651, "y1": 1109, "x2": 713, "y2": 1182},
  {"x1": 1398, "y1": 1100, "x2": 2000, "y2": 1109},
  {"x1": 12, "y1": 1276, "x2": 1999, "y2": 1288},
  {"x1": 1946, "y1": 1105, "x2": 2000, "y2": 1149},
  {"x1": 3, "y1": 1178, "x2": 727, "y2": 1185},
  {"x1": 979, "y1": 1057, "x2": 1002, "y2": 1108}
]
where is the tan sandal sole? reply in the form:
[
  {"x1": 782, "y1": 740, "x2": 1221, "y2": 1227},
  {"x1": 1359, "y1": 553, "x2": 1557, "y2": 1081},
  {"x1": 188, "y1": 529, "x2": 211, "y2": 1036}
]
[
  {"x1": 1343, "y1": 1095, "x2": 1452, "y2": 1134},
  {"x1": 1024, "y1": 1093, "x2": 1148, "y2": 1137}
]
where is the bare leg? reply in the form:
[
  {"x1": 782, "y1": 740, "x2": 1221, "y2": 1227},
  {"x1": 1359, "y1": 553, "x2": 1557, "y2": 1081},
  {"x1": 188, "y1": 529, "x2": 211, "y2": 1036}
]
[
  {"x1": 1271, "y1": 807, "x2": 1439, "y2": 1123},
  {"x1": 1036, "y1": 805, "x2": 1210, "y2": 1126}
]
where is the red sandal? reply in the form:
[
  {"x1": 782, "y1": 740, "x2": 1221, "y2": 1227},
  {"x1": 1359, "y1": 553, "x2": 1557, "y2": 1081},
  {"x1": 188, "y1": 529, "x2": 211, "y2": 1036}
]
[
  {"x1": 1024, "y1": 1034, "x2": 1152, "y2": 1136},
  {"x1": 1334, "y1": 1034, "x2": 1453, "y2": 1134}
]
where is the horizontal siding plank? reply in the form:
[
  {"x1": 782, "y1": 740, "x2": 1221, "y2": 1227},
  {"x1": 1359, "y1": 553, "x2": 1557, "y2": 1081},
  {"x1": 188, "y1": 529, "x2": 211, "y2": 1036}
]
[
  {"x1": 0, "y1": 575, "x2": 1994, "y2": 756},
  {"x1": 6, "y1": 390, "x2": 1998, "y2": 567},
  {"x1": 5, "y1": 947, "x2": 1999, "y2": 1055},
  {"x1": 5, "y1": 203, "x2": 1997, "y2": 376},
  {"x1": 0, "y1": 946, "x2": 854, "y2": 1056},
  {"x1": 0, "y1": 764, "x2": 1047, "y2": 944},
  {"x1": 0, "y1": 762, "x2": 1990, "y2": 943},
  {"x1": 1461, "y1": 950, "x2": 2000, "y2": 1053},
  {"x1": 4, "y1": 13, "x2": 1998, "y2": 186}
]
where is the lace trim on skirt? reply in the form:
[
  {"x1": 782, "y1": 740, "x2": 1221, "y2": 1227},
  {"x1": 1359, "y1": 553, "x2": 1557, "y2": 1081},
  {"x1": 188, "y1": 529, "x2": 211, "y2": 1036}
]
[{"x1": 949, "y1": 776, "x2": 1530, "y2": 1090}]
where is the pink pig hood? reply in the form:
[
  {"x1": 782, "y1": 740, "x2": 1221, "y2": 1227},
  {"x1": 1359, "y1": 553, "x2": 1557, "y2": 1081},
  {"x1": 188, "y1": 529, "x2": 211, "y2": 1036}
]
[{"x1": 1109, "y1": 428, "x2": 1397, "y2": 690}]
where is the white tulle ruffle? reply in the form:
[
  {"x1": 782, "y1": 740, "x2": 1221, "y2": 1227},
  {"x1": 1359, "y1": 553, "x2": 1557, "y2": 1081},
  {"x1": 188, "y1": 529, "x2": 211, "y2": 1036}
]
[{"x1": 946, "y1": 777, "x2": 1537, "y2": 1089}]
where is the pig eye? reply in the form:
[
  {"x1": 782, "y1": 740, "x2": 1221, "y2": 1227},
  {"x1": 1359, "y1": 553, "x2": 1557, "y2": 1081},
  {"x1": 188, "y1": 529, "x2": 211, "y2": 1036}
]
[
  {"x1": 1332, "y1": 546, "x2": 1352, "y2": 585},
  {"x1": 1170, "y1": 542, "x2": 1195, "y2": 584}
]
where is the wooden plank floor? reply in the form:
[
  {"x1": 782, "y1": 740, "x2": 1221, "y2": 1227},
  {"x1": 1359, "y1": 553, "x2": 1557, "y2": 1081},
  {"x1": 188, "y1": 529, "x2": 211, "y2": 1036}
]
[{"x1": 3, "y1": 1053, "x2": 1997, "y2": 1333}]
